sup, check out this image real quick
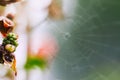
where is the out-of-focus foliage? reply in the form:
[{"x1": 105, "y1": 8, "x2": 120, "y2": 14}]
[
  {"x1": 24, "y1": 56, "x2": 47, "y2": 70},
  {"x1": 24, "y1": 34, "x2": 58, "y2": 71}
]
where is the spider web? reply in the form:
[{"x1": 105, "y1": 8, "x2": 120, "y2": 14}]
[{"x1": 46, "y1": 0, "x2": 120, "y2": 80}]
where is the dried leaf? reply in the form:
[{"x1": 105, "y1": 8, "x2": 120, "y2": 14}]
[
  {"x1": 11, "y1": 58, "x2": 17, "y2": 76},
  {"x1": 48, "y1": 0, "x2": 64, "y2": 19},
  {"x1": 0, "y1": 16, "x2": 14, "y2": 37}
]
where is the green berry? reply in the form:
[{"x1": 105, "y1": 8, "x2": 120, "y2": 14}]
[
  {"x1": 6, "y1": 40, "x2": 10, "y2": 44},
  {"x1": 7, "y1": 33, "x2": 18, "y2": 40},
  {"x1": 13, "y1": 40, "x2": 18, "y2": 47},
  {"x1": 7, "y1": 35, "x2": 11, "y2": 39},
  {"x1": 3, "y1": 38, "x2": 7, "y2": 42},
  {"x1": 9, "y1": 37, "x2": 14, "y2": 41}
]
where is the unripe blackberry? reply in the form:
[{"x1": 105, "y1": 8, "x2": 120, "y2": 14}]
[
  {"x1": 6, "y1": 40, "x2": 10, "y2": 44},
  {"x1": 9, "y1": 37, "x2": 14, "y2": 41},
  {"x1": 13, "y1": 40, "x2": 18, "y2": 47},
  {"x1": 7, "y1": 33, "x2": 18, "y2": 40},
  {"x1": 3, "y1": 33, "x2": 18, "y2": 47},
  {"x1": 5, "y1": 44, "x2": 16, "y2": 53}
]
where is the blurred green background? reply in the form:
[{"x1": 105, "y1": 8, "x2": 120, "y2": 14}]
[{"x1": 50, "y1": 0, "x2": 120, "y2": 80}]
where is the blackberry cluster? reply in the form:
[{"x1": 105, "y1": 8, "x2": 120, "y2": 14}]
[
  {"x1": 0, "y1": 16, "x2": 18, "y2": 75},
  {"x1": 3, "y1": 33, "x2": 18, "y2": 47},
  {"x1": 0, "y1": 45, "x2": 14, "y2": 64},
  {"x1": 0, "y1": 33, "x2": 18, "y2": 64}
]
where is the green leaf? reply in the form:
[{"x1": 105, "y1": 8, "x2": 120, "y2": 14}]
[{"x1": 24, "y1": 57, "x2": 47, "y2": 71}]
